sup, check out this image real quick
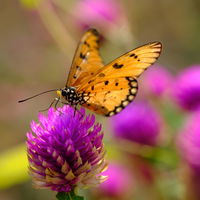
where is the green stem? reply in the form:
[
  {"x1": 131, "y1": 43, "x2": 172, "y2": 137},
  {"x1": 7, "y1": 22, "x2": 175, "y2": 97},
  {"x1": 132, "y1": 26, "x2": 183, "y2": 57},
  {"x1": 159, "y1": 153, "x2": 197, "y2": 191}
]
[
  {"x1": 37, "y1": 1, "x2": 76, "y2": 58},
  {"x1": 56, "y1": 189, "x2": 84, "y2": 200}
]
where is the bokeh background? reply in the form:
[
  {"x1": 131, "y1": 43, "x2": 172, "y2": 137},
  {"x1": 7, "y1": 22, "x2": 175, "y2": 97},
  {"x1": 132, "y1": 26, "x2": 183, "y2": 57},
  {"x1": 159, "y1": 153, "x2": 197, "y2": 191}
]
[{"x1": 1, "y1": 0, "x2": 200, "y2": 199}]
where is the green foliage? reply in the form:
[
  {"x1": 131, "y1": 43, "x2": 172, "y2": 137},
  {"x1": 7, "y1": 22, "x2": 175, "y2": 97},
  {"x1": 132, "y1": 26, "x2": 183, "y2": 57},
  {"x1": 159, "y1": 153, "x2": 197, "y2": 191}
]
[
  {"x1": 0, "y1": 144, "x2": 29, "y2": 189},
  {"x1": 56, "y1": 191, "x2": 84, "y2": 200},
  {"x1": 19, "y1": 0, "x2": 42, "y2": 9}
]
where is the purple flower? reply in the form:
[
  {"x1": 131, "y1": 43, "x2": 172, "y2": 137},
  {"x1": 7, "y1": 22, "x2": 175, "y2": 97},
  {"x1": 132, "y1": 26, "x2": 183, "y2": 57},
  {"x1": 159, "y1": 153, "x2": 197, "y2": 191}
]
[
  {"x1": 27, "y1": 106, "x2": 107, "y2": 192},
  {"x1": 111, "y1": 102, "x2": 161, "y2": 146},
  {"x1": 72, "y1": 0, "x2": 123, "y2": 31},
  {"x1": 177, "y1": 110, "x2": 200, "y2": 173},
  {"x1": 99, "y1": 163, "x2": 133, "y2": 197},
  {"x1": 141, "y1": 65, "x2": 173, "y2": 97},
  {"x1": 173, "y1": 65, "x2": 200, "y2": 111}
]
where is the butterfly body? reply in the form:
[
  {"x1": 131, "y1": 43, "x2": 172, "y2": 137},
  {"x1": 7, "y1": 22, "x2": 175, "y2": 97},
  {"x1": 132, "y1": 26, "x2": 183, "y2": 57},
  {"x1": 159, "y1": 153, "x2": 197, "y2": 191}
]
[
  {"x1": 58, "y1": 28, "x2": 162, "y2": 116},
  {"x1": 57, "y1": 87, "x2": 86, "y2": 106}
]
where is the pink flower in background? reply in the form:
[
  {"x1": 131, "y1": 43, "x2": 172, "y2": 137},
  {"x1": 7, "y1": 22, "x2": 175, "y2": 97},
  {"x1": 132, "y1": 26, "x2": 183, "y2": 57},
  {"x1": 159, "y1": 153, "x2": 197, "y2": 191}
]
[
  {"x1": 173, "y1": 65, "x2": 200, "y2": 111},
  {"x1": 100, "y1": 163, "x2": 133, "y2": 197},
  {"x1": 111, "y1": 102, "x2": 161, "y2": 146},
  {"x1": 177, "y1": 110, "x2": 200, "y2": 173},
  {"x1": 142, "y1": 65, "x2": 173, "y2": 97},
  {"x1": 72, "y1": 0, "x2": 123, "y2": 31}
]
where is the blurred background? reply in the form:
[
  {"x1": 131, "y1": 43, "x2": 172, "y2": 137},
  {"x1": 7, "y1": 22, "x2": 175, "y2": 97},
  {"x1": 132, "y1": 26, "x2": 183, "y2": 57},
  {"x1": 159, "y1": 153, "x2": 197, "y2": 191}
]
[{"x1": 1, "y1": 0, "x2": 200, "y2": 199}]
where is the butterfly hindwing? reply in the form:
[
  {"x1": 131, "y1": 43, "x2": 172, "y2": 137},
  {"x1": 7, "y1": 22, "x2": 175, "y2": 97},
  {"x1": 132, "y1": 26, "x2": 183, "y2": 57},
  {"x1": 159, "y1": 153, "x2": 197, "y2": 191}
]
[
  {"x1": 80, "y1": 77, "x2": 138, "y2": 116},
  {"x1": 66, "y1": 28, "x2": 104, "y2": 87}
]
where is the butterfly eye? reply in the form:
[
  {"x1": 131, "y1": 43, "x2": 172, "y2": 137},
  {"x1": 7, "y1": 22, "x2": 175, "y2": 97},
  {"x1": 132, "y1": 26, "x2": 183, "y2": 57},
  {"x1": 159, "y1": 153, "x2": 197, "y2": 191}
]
[{"x1": 61, "y1": 90, "x2": 67, "y2": 97}]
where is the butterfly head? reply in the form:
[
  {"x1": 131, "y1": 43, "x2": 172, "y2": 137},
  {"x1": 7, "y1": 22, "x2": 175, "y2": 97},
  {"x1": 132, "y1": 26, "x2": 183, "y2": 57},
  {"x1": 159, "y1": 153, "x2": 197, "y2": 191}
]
[{"x1": 57, "y1": 87, "x2": 84, "y2": 105}]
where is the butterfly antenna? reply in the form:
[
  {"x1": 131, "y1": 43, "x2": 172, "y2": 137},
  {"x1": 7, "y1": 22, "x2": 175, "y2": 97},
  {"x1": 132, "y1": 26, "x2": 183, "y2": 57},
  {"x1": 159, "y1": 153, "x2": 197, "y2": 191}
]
[{"x1": 18, "y1": 89, "x2": 59, "y2": 103}]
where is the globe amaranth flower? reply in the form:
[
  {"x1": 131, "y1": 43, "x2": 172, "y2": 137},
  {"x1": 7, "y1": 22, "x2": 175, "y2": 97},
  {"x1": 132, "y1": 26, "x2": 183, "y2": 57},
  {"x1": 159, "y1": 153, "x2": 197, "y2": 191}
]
[
  {"x1": 177, "y1": 110, "x2": 200, "y2": 173},
  {"x1": 99, "y1": 163, "x2": 133, "y2": 197},
  {"x1": 141, "y1": 65, "x2": 173, "y2": 97},
  {"x1": 111, "y1": 101, "x2": 161, "y2": 146},
  {"x1": 72, "y1": 0, "x2": 123, "y2": 31},
  {"x1": 27, "y1": 106, "x2": 107, "y2": 192},
  {"x1": 173, "y1": 65, "x2": 200, "y2": 111}
]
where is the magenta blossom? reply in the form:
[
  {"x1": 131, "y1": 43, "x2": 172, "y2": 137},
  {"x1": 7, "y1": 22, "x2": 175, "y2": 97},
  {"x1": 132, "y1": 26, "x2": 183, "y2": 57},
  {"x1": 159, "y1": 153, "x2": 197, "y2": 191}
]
[
  {"x1": 72, "y1": 0, "x2": 123, "y2": 31},
  {"x1": 99, "y1": 163, "x2": 133, "y2": 197},
  {"x1": 27, "y1": 106, "x2": 107, "y2": 192},
  {"x1": 141, "y1": 65, "x2": 173, "y2": 97},
  {"x1": 173, "y1": 65, "x2": 200, "y2": 111},
  {"x1": 111, "y1": 102, "x2": 161, "y2": 146},
  {"x1": 177, "y1": 109, "x2": 200, "y2": 173}
]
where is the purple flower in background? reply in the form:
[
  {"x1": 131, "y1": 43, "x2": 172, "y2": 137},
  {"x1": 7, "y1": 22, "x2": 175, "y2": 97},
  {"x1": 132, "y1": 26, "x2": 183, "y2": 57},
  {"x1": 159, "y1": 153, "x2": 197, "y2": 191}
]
[
  {"x1": 99, "y1": 163, "x2": 133, "y2": 197},
  {"x1": 142, "y1": 65, "x2": 173, "y2": 97},
  {"x1": 72, "y1": 0, "x2": 123, "y2": 31},
  {"x1": 27, "y1": 106, "x2": 107, "y2": 192},
  {"x1": 173, "y1": 65, "x2": 200, "y2": 111},
  {"x1": 111, "y1": 102, "x2": 161, "y2": 146},
  {"x1": 177, "y1": 110, "x2": 200, "y2": 173}
]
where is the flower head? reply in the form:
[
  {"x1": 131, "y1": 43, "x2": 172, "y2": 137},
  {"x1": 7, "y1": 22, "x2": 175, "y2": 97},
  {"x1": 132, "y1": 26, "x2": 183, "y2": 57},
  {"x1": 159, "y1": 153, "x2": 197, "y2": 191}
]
[
  {"x1": 173, "y1": 65, "x2": 200, "y2": 111},
  {"x1": 177, "y1": 109, "x2": 200, "y2": 173},
  {"x1": 27, "y1": 106, "x2": 107, "y2": 192},
  {"x1": 99, "y1": 163, "x2": 133, "y2": 197},
  {"x1": 72, "y1": 0, "x2": 123, "y2": 31},
  {"x1": 111, "y1": 102, "x2": 161, "y2": 145},
  {"x1": 142, "y1": 65, "x2": 173, "y2": 97}
]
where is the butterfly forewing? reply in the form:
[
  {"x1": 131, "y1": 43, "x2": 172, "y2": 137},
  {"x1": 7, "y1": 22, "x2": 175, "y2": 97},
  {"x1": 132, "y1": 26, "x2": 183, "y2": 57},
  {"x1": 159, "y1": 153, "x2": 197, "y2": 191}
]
[
  {"x1": 77, "y1": 42, "x2": 162, "y2": 91},
  {"x1": 66, "y1": 29, "x2": 104, "y2": 87}
]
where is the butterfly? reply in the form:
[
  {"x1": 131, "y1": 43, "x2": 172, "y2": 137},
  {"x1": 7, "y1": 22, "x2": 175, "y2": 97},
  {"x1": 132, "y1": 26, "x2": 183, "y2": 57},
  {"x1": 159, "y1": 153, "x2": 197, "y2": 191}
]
[{"x1": 19, "y1": 28, "x2": 162, "y2": 117}]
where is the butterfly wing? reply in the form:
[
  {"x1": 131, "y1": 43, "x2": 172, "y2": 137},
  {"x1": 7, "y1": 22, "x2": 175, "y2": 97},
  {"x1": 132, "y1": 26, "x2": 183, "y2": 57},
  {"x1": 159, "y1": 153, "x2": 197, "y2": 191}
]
[
  {"x1": 78, "y1": 41, "x2": 162, "y2": 90},
  {"x1": 77, "y1": 42, "x2": 162, "y2": 116},
  {"x1": 66, "y1": 28, "x2": 104, "y2": 87}
]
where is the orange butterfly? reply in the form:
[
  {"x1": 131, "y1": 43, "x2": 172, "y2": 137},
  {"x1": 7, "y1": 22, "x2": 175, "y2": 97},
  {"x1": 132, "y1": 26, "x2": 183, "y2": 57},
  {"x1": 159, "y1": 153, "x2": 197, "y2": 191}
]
[{"x1": 19, "y1": 29, "x2": 162, "y2": 117}]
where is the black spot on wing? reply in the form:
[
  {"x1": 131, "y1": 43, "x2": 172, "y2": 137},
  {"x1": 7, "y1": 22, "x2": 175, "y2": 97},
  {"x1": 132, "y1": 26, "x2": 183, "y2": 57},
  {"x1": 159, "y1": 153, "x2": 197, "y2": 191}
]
[
  {"x1": 130, "y1": 53, "x2": 138, "y2": 59},
  {"x1": 98, "y1": 73, "x2": 105, "y2": 77},
  {"x1": 105, "y1": 81, "x2": 109, "y2": 85},
  {"x1": 84, "y1": 41, "x2": 90, "y2": 47},
  {"x1": 130, "y1": 53, "x2": 135, "y2": 57},
  {"x1": 80, "y1": 53, "x2": 86, "y2": 59},
  {"x1": 76, "y1": 66, "x2": 81, "y2": 70},
  {"x1": 113, "y1": 63, "x2": 124, "y2": 69},
  {"x1": 90, "y1": 28, "x2": 99, "y2": 36},
  {"x1": 88, "y1": 80, "x2": 94, "y2": 84}
]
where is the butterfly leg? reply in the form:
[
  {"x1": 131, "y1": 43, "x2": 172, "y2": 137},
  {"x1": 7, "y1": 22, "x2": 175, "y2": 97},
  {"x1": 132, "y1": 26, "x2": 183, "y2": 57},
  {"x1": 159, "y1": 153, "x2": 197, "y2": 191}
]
[
  {"x1": 54, "y1": 97, "x2": 66, "y2": 115},
  {"x1": 54, "y1": 97, "x2": 60, "y2": 110},
  {"x1": 73, "y1": 105, "x2": 84, "y2": 118},
  {"x1": 57, "y1": 101, "x2": 82, "y2": 118},
  {"x1": 73, "y1": 105, "x2": 77, "y2": 117}
]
